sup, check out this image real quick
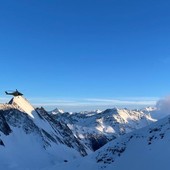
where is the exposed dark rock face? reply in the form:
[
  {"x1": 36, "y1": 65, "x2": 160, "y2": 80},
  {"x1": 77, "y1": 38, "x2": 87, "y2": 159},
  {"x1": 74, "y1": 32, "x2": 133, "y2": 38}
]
[
  {"x1": 0, "y1": 139, "x2": 4, "y2": 146},
  {"x1": 36, "y1": 107, "x2": 87, "y2": 156},
  {"x1": 89, "y1": 134, "x2": 108, "y2": 151},
  {"x1": 0, "y1": 110, "x2": 12, "y2": 135}
]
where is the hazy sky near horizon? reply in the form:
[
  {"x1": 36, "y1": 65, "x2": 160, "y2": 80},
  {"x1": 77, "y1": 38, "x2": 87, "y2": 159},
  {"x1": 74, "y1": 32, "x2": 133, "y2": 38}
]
[{"x1": 0, "y1": 0, "x2": 170, "y2": 111}]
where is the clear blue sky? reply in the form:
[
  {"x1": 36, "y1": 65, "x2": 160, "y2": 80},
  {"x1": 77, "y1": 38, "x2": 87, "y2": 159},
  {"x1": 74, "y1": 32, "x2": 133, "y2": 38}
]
[{"x1": 0, "y1": 0, "x2": 170, "y2": 111}]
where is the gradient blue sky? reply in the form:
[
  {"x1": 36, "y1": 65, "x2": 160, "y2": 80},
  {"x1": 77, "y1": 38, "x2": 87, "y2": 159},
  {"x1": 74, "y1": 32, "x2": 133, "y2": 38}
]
[{"x1": 0, "y1": 0, "x2": 170, "y2": 111}]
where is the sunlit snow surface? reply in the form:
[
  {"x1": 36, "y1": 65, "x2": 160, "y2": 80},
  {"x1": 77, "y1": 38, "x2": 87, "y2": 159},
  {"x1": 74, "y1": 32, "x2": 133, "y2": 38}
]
[
  {"x1": 11, "y1": 96, "x2": 35, "y2": 118},
  {"x1": 46, "y1": 115, "x2": 170, "y2": 170}
]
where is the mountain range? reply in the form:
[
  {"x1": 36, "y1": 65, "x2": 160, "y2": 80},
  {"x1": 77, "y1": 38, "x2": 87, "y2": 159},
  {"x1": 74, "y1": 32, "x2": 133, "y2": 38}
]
[{"x1": 0, "y1": 95, "x2": 169, "y2": 170}]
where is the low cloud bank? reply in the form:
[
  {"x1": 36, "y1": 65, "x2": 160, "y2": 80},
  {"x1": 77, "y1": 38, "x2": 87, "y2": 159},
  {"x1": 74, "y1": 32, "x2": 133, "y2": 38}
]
[
  {"x1": 152, "y1": 96, "x2": 170, "y2": 119},
  {"x1": 156, "y1": 96, "x2": 170, "y2": 113}
]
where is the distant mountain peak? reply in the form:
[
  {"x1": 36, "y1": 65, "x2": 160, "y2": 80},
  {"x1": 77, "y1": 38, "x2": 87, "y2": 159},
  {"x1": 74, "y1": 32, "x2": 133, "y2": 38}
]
[
  {"x1": 95, "y1": 109, "x2": 102, "y2": 113},
  {"x1": 50, "y1": 108, "x2": 64, "y2": 114},
  {"x1": 141, "y1": 106, "x2": 157, "y2": 112}
]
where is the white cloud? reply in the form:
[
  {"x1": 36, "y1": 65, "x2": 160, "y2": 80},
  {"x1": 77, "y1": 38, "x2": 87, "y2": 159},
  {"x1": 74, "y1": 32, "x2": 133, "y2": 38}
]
[
  {"x1": 84, "y1": 98, "x2": 157, "y2": 105},
  {"x1": 156, "y1": 96, "x2": 170, "y2": 113}
]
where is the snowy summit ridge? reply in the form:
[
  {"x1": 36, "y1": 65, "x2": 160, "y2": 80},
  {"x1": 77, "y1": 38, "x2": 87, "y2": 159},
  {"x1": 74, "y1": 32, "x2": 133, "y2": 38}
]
[{"x1": 9, "y1": 96, "x2": 37, "y2": 118}]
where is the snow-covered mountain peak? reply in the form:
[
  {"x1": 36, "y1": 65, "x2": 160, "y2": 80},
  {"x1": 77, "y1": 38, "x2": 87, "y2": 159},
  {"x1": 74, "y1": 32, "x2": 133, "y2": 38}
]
[
  {"x1": 101, "y1": 108, "x2": 118, "y2": 115},
  {"x1": 50, "y1": 108, "x2": 64, "y2": 114},
  {"x1": 141, "y1": 106, "x2": 157, "y2": 112},
  {"x1": 95, "y1": 109, "x2": 102, "y2": 113},
  {"x1": 9, "y1": 96, "x2": 35, "y2": 118},
  {"x1": 99, "y1": 107, "x2": 156, "y2": 123}
]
